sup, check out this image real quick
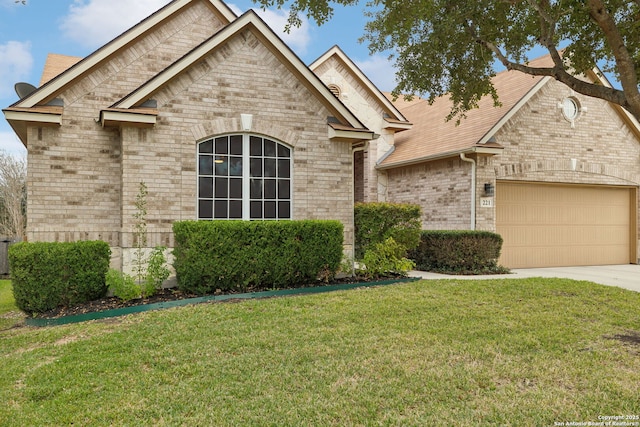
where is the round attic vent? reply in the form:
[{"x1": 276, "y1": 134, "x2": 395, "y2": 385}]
[{"x1": 327, "y1": 84, "x2": 341, "y2": 99}]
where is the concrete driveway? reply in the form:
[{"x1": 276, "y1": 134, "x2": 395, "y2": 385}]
[{"x1": 410, "y1": 264, "x2": 640, "y2": 293}]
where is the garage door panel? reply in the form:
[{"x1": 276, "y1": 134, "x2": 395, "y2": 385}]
[{"x1": 496, "y1": 182, "x2": 634, "y2": 268}]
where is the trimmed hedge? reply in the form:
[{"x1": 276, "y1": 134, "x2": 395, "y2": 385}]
[
  {"x1": 9, "y1": 241, "x2": 111, "y2": 315},
  {"x1": 409, "y1": 230, "x2": 506, "y2": 274},
  {"x1": 173, "y1": 220, "x2": 344, "y2": 295},
  {"x1": 354, "y1": 202, "x2": 421, "y2": 259}
]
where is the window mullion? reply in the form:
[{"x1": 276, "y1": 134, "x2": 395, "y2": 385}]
[{"x1": 242, "y1": 134, "x2": 250, "y2": 220}]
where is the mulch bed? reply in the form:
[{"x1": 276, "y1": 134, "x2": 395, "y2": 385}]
[{"x1": 33, "y1": 275, "x2": 393, "y2": 320}]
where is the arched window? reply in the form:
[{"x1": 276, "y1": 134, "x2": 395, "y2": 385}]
[{"x1": 197, "y1": 134, "x2": 292, "y2": 220}]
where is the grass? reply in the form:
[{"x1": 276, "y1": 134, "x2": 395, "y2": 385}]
[
  {"x1": 1, "y1": 278, "x2": 639, "y2": 426},
  {"x1": 0, "y1": 279, "x2": 21, "y2": 330}
]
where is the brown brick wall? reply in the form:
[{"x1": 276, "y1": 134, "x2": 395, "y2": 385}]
[
  {"x1": 386, "y1": 157, "x2": 472, "y2": 230},
  {"x1": 27, "y1": 1, "x2": 227, "y2": 251},
  {"x1": 26, "y1": 22, "x2": 356, "y2": 270}
]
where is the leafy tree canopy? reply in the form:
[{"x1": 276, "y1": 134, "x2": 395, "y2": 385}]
[{"x1": 254, "y1": 0, "x2": 640, "y2": 121}]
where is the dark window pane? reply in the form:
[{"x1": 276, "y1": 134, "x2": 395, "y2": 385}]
[
  {"x1": 264, "y1": 201, "x2": 276, "y2": 218},
  {"x1": 199, "y1": 177, "x2": 213, "y2": 198},
  {"x1": 250, "y1": 179, "x2": 262, "y2": 199},
  {"x1": 264, "y1": 179, "x2": 276, "y2": 199},
  {"x1": 229, "y1": 200, "x2": 242, "y2": 218},
  {"x1": 229, "y1": 178, "x2": 242, "y2": 198},
  {"x1": 277, "y1": 159, "x2": 290, "y2": 178},
  {"x1": 215, "y1": 158, "x2": 228, "y2": 176},
  {"x1": 277, "y1": 144, "x2": 290, "y2": 158},
  {"x1": 264, "y1": 158, "x2": 276, "y2": 177},
  {"x1": 250, "y1": 136, "x2": 262, "y2": 156},
  {"x1": 198, "y1": 200, "x2": 213, "y2": 219},
  {"x1": 229, "y1": 135, "x2": 242, "y2": 155},
  {"x1": 229, "y1": 156, "x2": 242, "y2": 176},
  {"x1": 215, "y1": 177, "x2": 228, "y2": 198},
  {"x1": 278, "y1": 180, "x2": 290, "y2": 199},
  {"x1": 199, "y1": 140, "x2": 213, "y2": 153},
  {"x1": 264, "y1": 139, "x2": 276, "y2": 157},
  {"x1": 199, "y1": 155, "x2": 213, "y2": 175},
  {"x1": 214, "y1": 200, "x2": 227, "y2": 218},
  {"x1": 250, "y1": 158, "x2": 262, "y2": 177},
  {"x1": 250, "y1": 201, "x2": 262, "y2": 219},
  {"x1": 278, "y1": 201, "x2": 291, "y2": 219},
  {"x1": 215, "y1": 137, "x2": 228, "y2": 154}
]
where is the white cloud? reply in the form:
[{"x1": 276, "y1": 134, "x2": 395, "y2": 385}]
[
  {"x1": 254, "y1": 8, "x2": 311, "y2": 56},
  {"x1": 60, "y1": 0, "x2": 171, "y2": 49},
  {"x1": 355, "y1": 54, "x2": 398, "y2": 92},
  {"x1": 229, "y1": 3, "x2": 311, "y2": 56},
  {"x1": 0, "y1": 41, "x2": 33, "y2": 98},
  {"x1": 0, "y1": 131, "x2": 27, "y2": 157}
]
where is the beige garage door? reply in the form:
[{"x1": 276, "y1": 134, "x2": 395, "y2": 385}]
[{"x1": 496, "y1": 182, "x2": 636, "y2": 268}]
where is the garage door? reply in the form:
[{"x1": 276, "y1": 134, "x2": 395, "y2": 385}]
[{"x1": 496, "y1": 182, "x2": 636, "y2": 268}]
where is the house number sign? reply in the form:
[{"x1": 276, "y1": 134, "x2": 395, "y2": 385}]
[{"x1": 480, "y1": 197, "x2": 494, "y2": 208}]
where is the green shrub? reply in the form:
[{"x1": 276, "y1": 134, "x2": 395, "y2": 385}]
[
  {"x1": 106, "y1": 269, "x2": 139, "y2": 302},
  {"x1": 105, "y1": 247, "x2": 170, "y2": 301},
  {"x1": 409, "y1": 230, "x2": 507, "y2": 274},
  {"x1": 359, "y1": 237, "x2": 415, "y2": 279},
  {"x1": 9, "y1": 241, "x2": 111, "y2": 315},
  {"x1": 143, "y1": 246, "x2": 170, "y2": 296},
  {"x1": 173, "y1": 220, "x2": 343, "y2": 295},
  {"x1": 354, "y1": 202, "x2": 421, "y2": 259}
]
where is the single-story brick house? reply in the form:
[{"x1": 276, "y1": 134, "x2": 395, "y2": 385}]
[
  {"x1": 4, "y1": 0, "x2": 639, "y2": 270},
  {"x1": 3, "y1": 0, "x2": 417, "y2": 273}
]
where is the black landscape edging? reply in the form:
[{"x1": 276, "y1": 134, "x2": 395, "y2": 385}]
[{"x1": 25, "y1": 277, "x2": 420, "y2": 327}]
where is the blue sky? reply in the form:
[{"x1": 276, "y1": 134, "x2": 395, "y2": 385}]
[{"x1": 0, "y1": 0, "x2": 397, "y2": 156}]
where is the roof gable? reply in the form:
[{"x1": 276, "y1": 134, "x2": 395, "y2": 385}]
[
  {"x1": 39, "y1": 54, "x2": 83, "y2": 86},
  {"x1": 379, "y1": 69, "x2": 546, "y2": 168},
  {"x1": 380, "y1": 54, "x2": 640, "y2": 168},
  {"x1": 11, "y1": 0, "x2": 237, "y2": 109},
  {"x1": 106, "y1": 11, "x2": 368, "y2": 131},
  {"x1": 310, "y1": 45, "x2": 410, "y2": 126}
]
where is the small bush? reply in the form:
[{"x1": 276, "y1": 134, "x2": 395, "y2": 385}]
[
  {"x1": 106, "y1": 247, "x2": 170, "y2": 301},
  {"x1": 173, "y1": 220, "x2": 343, "y2": 295},
  {"x1": 409, "y1": 230, "x2": 507, "y2": 274},
  {"x1": 106, "y1": 269, "x2": 139, "y2": 302},
  {"x1": 359, "y1": 237, "x2": 415, "y2": 279},
  {"x1": 354, "y1": 202, "x2": 421, "y2": 259},
  {"x1": 9, "y1": 241, "x2": 111, "y2": 315},
  {"x1": 143, "y1": 246, "x2": 170, "y2": 297}
]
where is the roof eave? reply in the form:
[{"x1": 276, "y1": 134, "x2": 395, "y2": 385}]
[
  {"x1": 383, "y1": 119, "x2": 413, "y2": 132},
  {"x1": 100, "y1": 109, "x2": 157, "y2": 127},
  {"x1": 2, "y1": 107, "x2": 64, "y2": 147},
  {"x1": 328, "y1": 126, "x2": 374, "y2": 143},
  {"x1": 376, "y1": 145, "x2": 504, "y2": 170}
]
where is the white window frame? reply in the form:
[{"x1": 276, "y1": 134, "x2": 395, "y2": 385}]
[{"x1": 197, "y1": 133, "x2": 293, "y2": 220}]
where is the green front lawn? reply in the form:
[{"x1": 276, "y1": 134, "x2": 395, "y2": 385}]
[
  {"x1": 0, "y1": 279, "x2": 21, "y2": 330},
  {"x1": 1, "y1": 278, "x2": 639, "y2": 426}
]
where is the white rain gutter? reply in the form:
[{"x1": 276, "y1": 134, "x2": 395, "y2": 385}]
[{"x1": 459, "y1": 153, "x2": 476, "y2": 230}]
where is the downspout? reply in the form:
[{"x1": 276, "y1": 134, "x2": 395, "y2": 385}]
[
  {"x1": 460, "y1": 153, "x2": 476, "y2": 230},
  {"x1": 349, "y1": 140, "x2": 370, "y2": 273}
]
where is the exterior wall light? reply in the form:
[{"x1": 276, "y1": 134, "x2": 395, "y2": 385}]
[{"x1": 484, "y1": 183, "x2": 495, "y2": 197}]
